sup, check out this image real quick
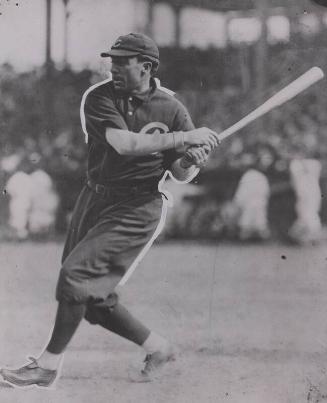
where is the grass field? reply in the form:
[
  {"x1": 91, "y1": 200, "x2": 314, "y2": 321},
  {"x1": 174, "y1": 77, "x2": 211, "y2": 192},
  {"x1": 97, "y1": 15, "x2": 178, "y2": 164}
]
[{"x1": 1, "y1": 240, "x2": 327, "y2": 403}]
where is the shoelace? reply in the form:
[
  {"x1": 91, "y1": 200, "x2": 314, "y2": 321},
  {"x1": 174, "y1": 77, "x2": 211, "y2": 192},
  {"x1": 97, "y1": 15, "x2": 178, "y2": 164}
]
[
  {"x1": 142, "y1": 354, "x2": 156, "y2": 373},
  {"x1": 26, "y1": 357, "x2": 39, "y2": 368}
]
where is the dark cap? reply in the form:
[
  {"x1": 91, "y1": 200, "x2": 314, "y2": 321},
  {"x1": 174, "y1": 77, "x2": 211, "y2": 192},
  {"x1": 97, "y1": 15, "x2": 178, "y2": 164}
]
[{"x1": 101, "y1": 33, "x2": 159, "y2": 61}]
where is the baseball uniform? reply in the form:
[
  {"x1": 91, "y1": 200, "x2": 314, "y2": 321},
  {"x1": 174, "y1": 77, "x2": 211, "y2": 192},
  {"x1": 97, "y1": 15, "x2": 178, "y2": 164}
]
[{"x1": 56, "y1": 77, "x2": 195, "y2": 317}]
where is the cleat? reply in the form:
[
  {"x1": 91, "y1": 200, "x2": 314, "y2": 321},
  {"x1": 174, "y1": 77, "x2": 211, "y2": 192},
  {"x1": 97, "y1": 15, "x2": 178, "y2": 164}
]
[
  {"x1": 0, "y1": 357, "x2": 57, "y2": 388},
  {"x1": 130, "y1": 345, "x2": 176, "y2": 383}
]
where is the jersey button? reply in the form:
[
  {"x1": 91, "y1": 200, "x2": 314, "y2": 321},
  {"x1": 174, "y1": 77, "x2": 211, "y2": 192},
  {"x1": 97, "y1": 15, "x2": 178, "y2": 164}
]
[
  {"x1": 128, "y1": 111, "x2": 133, "y2": 116},
  {"x1": 128, "y1": 97, "x2": 133, "y2": 101}
]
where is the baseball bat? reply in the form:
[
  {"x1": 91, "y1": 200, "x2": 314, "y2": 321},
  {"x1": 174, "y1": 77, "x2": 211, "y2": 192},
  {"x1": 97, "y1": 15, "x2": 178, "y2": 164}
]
[
  {"x1": 118, "y1": 67, "x2": 324, "y2": 289},
  {"x1": 218, "y1": 66, "x2": 324, "y2": 141}
]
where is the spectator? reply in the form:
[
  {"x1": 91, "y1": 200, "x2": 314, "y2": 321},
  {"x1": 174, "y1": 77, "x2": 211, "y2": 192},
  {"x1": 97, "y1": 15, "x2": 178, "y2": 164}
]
[
  {"x1": 6, "y1": 170, "x2": 33, "y2": 240},
  {"x1": 5, "y1": 153, "x2": 59, "y2": 239},
  {"x1": 224, "y1": 168, "x2": 271, "y2": 241},
  {"x1": 28, "y1": 169, "x2": 59, "y2": 236}
]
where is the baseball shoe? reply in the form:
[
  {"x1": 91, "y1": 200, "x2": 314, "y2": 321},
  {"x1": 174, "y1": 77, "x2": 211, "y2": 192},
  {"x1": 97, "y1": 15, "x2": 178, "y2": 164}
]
[
  {"x1": 0, "y1": 357, "x2": 57, "y2": 388},
  {"x1": 130, "y1": 345, "x2": 176, "y2": 383}
]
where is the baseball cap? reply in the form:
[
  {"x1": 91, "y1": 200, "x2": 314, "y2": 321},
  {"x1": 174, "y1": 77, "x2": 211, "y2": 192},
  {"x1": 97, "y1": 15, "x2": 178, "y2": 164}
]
[{"x1": 101, "y1": 33, "x2": 159, "y2": 61}]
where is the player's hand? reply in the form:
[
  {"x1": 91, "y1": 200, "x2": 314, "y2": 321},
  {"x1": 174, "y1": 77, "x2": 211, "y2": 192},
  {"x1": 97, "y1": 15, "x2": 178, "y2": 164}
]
[
  {"x1": 181, "y1": 145, "x2": 211, "y2": 168},
  {"x1": 184, "y1": 127, "x2": 220, "y2": 150}
]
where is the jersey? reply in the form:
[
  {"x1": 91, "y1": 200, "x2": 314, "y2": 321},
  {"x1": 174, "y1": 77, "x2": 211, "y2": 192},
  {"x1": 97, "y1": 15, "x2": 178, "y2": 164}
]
[{"x1": 83, "y1": 77, "x2": 195, "y2": 186}]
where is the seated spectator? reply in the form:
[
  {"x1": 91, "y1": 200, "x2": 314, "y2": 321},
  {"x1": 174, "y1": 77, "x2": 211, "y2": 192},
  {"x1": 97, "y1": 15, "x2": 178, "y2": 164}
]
[
  {"x1": 6, "y1": 171, "x2": 33, "y2": 240},
  {"x1": 29, "y1": 169, "x2": 59, "y2": 236},
  {"x1": 227, "y1": 169, "x2": 271, "y2": 241},
  {"x1": 5, "y1": 155, "x2": 59, "y2": 240}
]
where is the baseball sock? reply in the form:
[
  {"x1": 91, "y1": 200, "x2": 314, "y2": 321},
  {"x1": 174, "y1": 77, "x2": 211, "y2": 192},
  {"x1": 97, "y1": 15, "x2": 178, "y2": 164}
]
[
  {"x1": 88, "y1": 303, "x2": 151, "y2": 346},
  {"x1": 142, "y1": 332, "x2": 169, "y2": 354},
  {"x1": 45, "y1": 300, "x2": 86, "y2": 356},
  {"x1": 37, "y1": 350, "x2": 63, "y2": 371}
]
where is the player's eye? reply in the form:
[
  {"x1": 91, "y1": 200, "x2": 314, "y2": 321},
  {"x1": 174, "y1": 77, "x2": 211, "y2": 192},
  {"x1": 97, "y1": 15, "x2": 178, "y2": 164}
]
[{"x1": 111, "y1": 57, "x2": 129, "y2": 67}]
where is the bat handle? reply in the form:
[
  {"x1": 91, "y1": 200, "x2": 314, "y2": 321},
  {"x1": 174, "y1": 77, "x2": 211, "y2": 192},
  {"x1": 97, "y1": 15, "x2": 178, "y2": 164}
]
[
  {"x1": 184, "y1": 145, "x2": 212, "y2": 165},
  {"x1": 184, "y1": 148, "x2": 195, "y2": 164}
]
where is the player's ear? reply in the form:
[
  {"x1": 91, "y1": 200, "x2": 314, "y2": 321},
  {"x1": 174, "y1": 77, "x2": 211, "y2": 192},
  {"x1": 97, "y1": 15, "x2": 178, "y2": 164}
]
[{"x1": 142, "y1": 61, "x2": 152, "y2": 74}]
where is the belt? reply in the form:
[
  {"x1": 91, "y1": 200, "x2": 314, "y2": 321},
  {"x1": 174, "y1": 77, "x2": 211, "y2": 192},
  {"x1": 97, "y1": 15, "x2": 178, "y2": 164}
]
[{"x1": 86, "y1": 179, "x2": 158, "y2": 198}]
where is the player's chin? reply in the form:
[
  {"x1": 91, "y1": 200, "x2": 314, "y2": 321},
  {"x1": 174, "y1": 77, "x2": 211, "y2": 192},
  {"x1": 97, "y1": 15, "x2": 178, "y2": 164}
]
[{"x1": 113, "y1": 81, "x2": 126, "y2": 91}]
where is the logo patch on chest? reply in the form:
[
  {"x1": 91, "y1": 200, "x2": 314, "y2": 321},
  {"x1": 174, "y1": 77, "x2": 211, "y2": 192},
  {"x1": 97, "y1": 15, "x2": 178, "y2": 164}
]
[
  {"x1": 140, "y1": 122, "x2": 169, "y2": 135},
  {"x1": 139, "y1": 122, "x2": 169, "y2": 155}
]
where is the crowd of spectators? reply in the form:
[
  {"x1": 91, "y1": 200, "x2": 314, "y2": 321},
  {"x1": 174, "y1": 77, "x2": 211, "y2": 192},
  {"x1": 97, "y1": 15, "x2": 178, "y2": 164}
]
[{"x1": 1, "y1": 33, "x2": 326, "y2": 240}]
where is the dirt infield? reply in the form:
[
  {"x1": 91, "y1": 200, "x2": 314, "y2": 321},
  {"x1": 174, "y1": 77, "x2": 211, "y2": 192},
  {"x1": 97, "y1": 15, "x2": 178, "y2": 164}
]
[{"x1": 1, "y1": 241, "x2": 327, "y2": 402}]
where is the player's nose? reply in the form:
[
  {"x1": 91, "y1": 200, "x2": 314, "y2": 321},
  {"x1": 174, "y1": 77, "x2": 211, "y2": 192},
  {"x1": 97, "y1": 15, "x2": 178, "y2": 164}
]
[{"x1": 110, "y1": 63, "x2": 122, "y2": 75}]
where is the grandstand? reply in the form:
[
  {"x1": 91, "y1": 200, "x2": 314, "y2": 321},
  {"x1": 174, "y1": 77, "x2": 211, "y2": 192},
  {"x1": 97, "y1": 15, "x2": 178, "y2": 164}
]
[{"x1": 0, "y1": 0, "x2": 326, "y2": 238}]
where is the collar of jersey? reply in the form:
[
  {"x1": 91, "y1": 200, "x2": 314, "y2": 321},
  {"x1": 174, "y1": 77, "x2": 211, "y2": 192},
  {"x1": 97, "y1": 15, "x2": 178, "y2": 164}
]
[{"x1": 114, "y1": 77, "x2": 157, "y2": 103}]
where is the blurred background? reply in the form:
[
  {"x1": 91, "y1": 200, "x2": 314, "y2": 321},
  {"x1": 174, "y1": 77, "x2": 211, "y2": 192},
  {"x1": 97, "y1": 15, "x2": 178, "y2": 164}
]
[{"x1": 0, "y1": 0, "x2": 326, "y2": 244}]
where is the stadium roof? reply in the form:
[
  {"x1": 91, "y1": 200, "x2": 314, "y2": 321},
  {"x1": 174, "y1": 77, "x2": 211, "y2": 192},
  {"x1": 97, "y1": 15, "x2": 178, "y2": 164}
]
[{"x1": 151, "y1": 0, "x2": 312, "y2": 12}]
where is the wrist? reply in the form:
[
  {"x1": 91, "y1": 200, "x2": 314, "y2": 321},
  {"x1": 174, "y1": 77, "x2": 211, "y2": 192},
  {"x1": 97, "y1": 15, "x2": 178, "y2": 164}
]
[{"x1": 172, "y1": 131, "x2": 185, "y2": 149}]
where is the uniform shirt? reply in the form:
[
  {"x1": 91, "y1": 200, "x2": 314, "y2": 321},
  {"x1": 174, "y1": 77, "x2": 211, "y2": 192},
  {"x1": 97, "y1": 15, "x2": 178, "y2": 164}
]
[{"x1": 83, "y1": 78, "x2": 195, "y2": 185}]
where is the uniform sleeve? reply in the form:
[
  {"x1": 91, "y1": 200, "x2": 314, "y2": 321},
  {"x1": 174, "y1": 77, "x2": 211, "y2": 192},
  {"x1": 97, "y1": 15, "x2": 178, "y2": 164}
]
[
  {"x1": 163, "y1": 100, "x2": 195, "y2": 169},
  {"x1": 84, "y1": 90, "x2": 128, "y2": 145},
  {"x1": 172, "y1": 101, "x2": 195, "y2": 132}
]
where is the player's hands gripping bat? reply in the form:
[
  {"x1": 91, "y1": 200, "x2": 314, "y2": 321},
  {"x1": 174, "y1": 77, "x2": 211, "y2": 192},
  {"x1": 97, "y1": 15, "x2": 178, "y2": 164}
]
[
  {"x1": 182, "y1": 145, "x2": 214, "y2": 167},
  {"x1": 183, "y1": 66, "x2": 324, "y2": 168}
]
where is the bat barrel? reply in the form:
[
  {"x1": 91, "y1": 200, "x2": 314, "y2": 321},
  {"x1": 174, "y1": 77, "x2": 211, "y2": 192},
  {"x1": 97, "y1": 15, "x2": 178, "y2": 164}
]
[{"x1": 218, "y1": 67, "x2": 324, "y2": 141}]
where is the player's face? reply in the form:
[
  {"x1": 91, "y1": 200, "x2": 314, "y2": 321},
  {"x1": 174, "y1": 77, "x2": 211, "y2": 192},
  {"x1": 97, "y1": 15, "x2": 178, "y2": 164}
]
[{"x1": 110, "y1": 56, "x2": 147, "y2": 93}]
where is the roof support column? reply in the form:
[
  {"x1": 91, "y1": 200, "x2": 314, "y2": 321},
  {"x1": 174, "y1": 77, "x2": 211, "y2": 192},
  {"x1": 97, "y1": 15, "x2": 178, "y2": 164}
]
[
  {"x1": 172, "y1": 4, "x2": 182, "y2": 46},
  {"x1": 145, "y1": 0, "x2": 154, "y2": 38},
  {"x1": 254, "y1": 0, "x2": 268, "y2": 138}
]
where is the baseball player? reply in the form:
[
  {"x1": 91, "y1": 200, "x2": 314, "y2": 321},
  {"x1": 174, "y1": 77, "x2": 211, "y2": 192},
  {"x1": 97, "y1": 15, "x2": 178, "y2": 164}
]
[{"x1": 1, "y1": 33, "x2": 220, "y2": 387}]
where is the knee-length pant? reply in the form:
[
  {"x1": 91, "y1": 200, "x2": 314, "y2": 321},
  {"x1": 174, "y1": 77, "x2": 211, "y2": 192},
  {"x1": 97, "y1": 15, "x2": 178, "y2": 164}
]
[{"x1": 56, "y1": 185, "x2": 166, "y2": 312}]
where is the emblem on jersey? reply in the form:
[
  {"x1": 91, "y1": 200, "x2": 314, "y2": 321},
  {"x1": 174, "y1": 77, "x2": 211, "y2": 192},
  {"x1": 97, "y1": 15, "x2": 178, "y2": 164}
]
[
  {"x1": 140, "y1": 122, "x2": 169, "y2": 155},
  {"x1": 140, "y1": 122, "x2": 169, "y2": 135}
]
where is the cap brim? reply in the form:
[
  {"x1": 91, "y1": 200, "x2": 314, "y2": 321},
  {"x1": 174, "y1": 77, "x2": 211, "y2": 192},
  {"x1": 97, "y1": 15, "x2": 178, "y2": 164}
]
[{"x1": 100, "y1": 49, "x2": 140, "y2": 58}]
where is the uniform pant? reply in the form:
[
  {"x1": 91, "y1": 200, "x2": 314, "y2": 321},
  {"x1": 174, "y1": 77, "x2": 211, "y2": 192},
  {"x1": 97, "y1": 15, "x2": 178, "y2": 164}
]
[{"x1": 56, "y1": 184, "x2": 166, "y2": 324}]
